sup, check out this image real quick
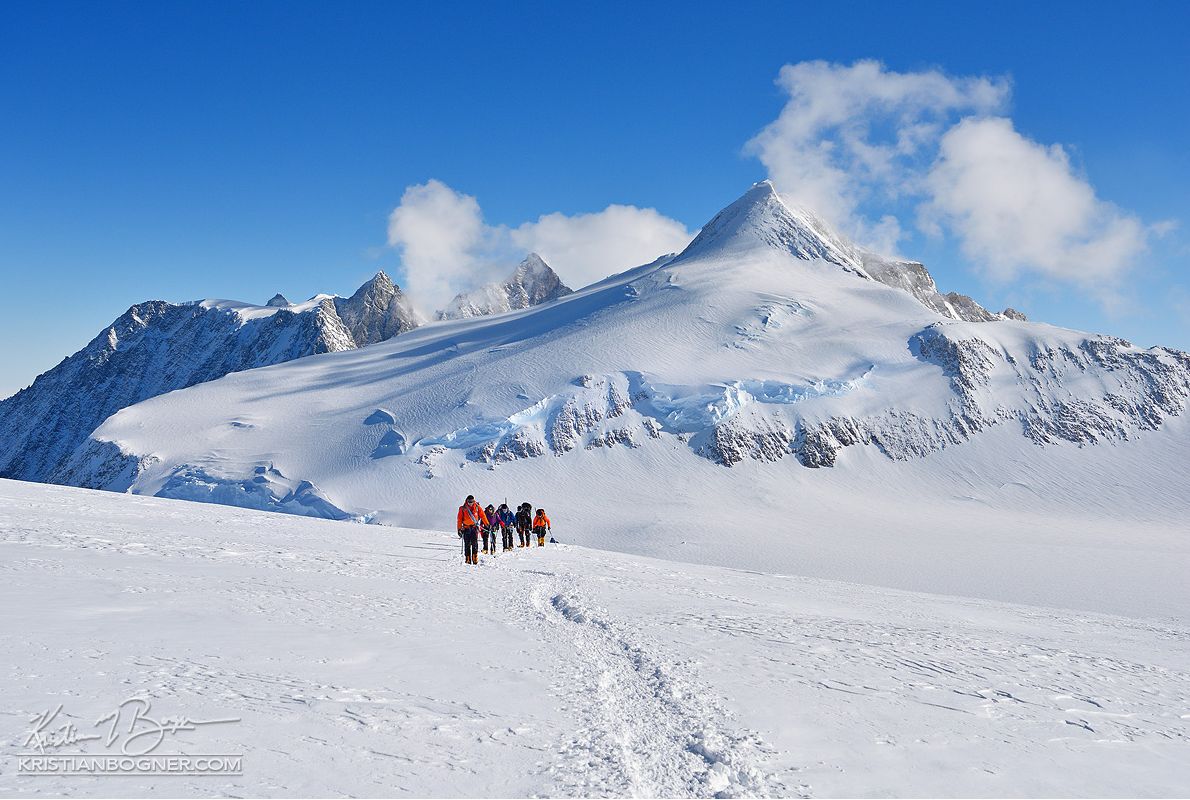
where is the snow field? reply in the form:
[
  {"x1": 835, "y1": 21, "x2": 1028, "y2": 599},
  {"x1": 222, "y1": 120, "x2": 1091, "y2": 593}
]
[{"x1": 2, "y1": 480, "x2": 1187, "y2": 798}]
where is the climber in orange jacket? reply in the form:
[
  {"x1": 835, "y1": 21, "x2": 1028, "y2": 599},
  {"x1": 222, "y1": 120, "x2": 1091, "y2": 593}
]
[
  {"x1": 532, "y1": 508, "x2": 551, "y2": 547},
  {"x1": 457, "y1": 495, "x2": 489, "y2": 565}
]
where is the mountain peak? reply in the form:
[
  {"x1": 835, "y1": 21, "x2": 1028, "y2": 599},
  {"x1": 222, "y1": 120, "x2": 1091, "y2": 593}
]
[
  {"x1": 439, "y1": 254, "x2": 573, "y2": 320},
  {"x1": 744, "y1": 178, "x2": 779, "y2": 201},
  {"x1": 266, "y1": 293, "x2": 290, "y2": 307},
  {"x1": 678, "y1": 183, "x2": 1021, "y2": 323},
  {"x1": 344, "y1": 271, "x2": 398, "y2": 305},
  {"x1": 364, "y1": 270, "x2": 395, "y2": 290},
  {"x1": 512, "y1": 252, "x2": 556, "y2": 283},
  {"x1": 520, "y1": 252, "x2": 549, "y2": 272},
  {"x1": 677, "y1": 181, "x2": 863, "y2": 272},
  {"x1": 509, "y1": 253, "x2": 570, "y2": 301},
  {"x1": 335, "y1": 271, "x2": 419, "y2": 346}
]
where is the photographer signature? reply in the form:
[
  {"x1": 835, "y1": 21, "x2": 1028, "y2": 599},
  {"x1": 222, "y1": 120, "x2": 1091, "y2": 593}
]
[{"x1": 23, "y1": 698, "x2": 240, "y2": 756}]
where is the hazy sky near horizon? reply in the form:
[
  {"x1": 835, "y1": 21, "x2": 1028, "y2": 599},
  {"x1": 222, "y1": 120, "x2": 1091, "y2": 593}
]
[{"x1": 2, "y1": 0, "x2": 1189, "y2": 398}]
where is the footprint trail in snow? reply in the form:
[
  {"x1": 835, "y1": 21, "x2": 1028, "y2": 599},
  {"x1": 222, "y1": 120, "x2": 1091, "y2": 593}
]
[{"x1": 1, "y1": 481, "x2": 1187, "y2": 798}]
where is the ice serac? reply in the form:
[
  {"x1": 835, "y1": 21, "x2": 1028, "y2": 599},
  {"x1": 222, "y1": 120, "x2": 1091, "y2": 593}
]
[
  {"x1": 440, "y1": 254, "x2": 573, "y2": 319},
  {"x1": 0, "y1": 272, "x2": 421, "y2": 483}
]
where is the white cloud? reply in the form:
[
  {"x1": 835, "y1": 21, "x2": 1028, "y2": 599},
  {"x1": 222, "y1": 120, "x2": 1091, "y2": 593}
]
[
  {"x1": 921, "y1": 117, "x2": 1148, "y2": 286},
  {"x1": 386, "y1": 180, "x2": 502, "y2": 312},
  {"x1": 511, "y1": 205, "x2": 693, "y2": 288},
  {"x1": 387, "y1": 180, "x2": 692, "y2": 311},
  {"x1": 746, "y1": 59, "x2": 1009, "y2": 253},
  {"x1": 747, "y1": 59, "x2": 1161, "y2": 293}
]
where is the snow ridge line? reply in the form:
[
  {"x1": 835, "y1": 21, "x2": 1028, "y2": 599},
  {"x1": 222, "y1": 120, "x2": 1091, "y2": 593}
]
[{"x1": 520, "y1": 574, "x2": 788, "y2": 798}]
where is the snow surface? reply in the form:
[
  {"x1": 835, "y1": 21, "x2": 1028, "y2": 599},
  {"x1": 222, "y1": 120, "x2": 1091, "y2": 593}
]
[
  {"x1": 197, "y1": 293, "x2": 337, "y2": 320},
  {"x1": 2, "y1": 479, "x2": 1188, "y2": 798}
]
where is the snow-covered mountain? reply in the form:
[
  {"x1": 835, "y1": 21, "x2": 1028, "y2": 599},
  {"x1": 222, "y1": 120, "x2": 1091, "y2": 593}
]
[
  {"x1": 57, "y1": 181, "x2": 1190, "y2": 593},
  {"x1": 439, "y1": 253, "x2": 573, "y2": 319},
  {"x1": 689, "y1": 181, "x2": 1022, "y2": 322},
  {"x1": 0, "y1": 271, "x2": 421, "y2": 483}
]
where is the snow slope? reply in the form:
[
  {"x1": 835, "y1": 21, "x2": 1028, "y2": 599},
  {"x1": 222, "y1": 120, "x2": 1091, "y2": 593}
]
[
  {"x1": 1, "y1": 480, "x2": 1187, "y2": 798},
  {"x1": 58, "y1": 182, "x2": 1190, "y2": 618},
  {"x1": 0, "y1": 272, "x2": 421, "y2": 484}
]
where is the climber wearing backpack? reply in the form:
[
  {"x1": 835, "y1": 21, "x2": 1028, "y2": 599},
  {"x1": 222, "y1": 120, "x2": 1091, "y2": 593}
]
[
  {"x1": 515, "y1": 503, "x2": 533, "y2": 548},
  {"x1": 533, "y1": 508, "x2": 551, "y2": 547},
  {"x1": 481, "y1": 504, "x2": 497, "y2": 554},
  {"x1": 456, "y1": 495, "x2": 488, "y2": 565},
  {"x1": 496, "y1": 503, "x2": 516, "y2": 551}
]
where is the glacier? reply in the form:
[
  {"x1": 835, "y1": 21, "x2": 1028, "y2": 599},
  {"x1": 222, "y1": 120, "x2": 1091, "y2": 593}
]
[{"x1": 45, "y1": 181, "x2": 1189, "y2": 618}]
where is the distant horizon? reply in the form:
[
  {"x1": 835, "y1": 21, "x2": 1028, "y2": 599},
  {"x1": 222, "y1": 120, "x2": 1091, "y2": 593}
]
[{"x1": 3, "y1": 1, "x2": 1188, "y2": 398}]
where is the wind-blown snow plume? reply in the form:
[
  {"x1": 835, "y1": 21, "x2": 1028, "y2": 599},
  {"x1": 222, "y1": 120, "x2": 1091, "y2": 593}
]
[{"x1": 386, "y1": 180, "x2": 692, "y2": 311}]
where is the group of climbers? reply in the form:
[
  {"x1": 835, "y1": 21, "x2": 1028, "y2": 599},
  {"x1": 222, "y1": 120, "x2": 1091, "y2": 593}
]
[{"x1": 455, "y1": 495, "x2": 552, "y2": 565}]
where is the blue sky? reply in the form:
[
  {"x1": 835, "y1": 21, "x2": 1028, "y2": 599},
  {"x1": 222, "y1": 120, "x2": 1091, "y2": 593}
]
[{"x1": 2, "y1": 0, "x2": 1188, "y2": 398}]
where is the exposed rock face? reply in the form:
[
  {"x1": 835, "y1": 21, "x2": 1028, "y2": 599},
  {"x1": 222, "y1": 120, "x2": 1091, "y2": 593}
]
[
  {"x1": 862, "y1": 254, "x2": 1024, "y2": 323},
  {"x1": 0, "y1": 272, "x2": 420, "y2": 483},
  {"x1": 387, "y1": 330, "x2": 1189, "y2": 473},
  {"x1": 779, "y1": 326, "x2": 1190, "y2": 470},
  {"x1": 333, "y1": 272, "x2": 421, "y2": 345},
  {"x1": 440, "y1": 254, "x2": 573, "y2": 319},
  {"x1": 859, "y1": 256, "x2": 944, "y2": 310},
  {"x1": 72, "y1": 319, "x2": 1184, "y2": 492}
]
